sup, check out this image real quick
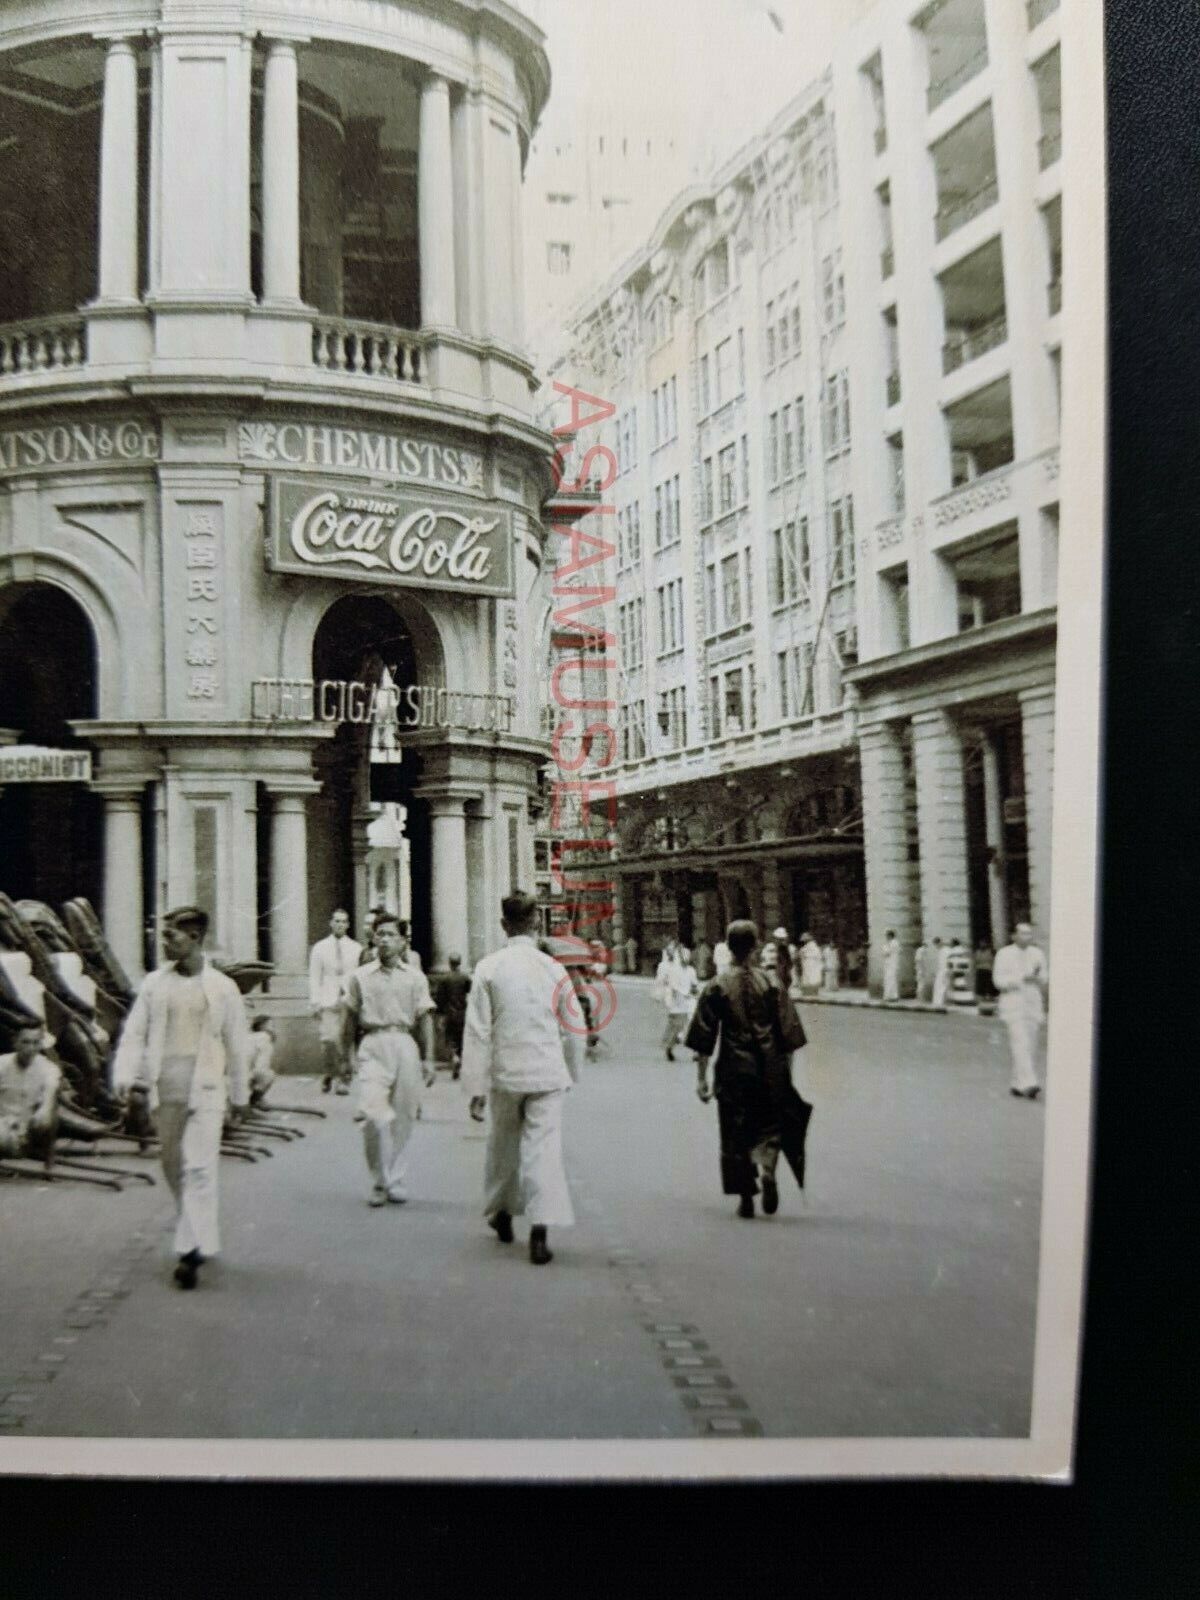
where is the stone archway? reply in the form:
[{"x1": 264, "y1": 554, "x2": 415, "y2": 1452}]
[{"x1": 0, "y1": 582, "x2": 103, "y2": 908}]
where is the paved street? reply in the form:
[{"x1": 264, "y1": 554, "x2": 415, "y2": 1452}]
[{"x1": 0, "y1": 980, "x2": 1043, "y2": 1441}]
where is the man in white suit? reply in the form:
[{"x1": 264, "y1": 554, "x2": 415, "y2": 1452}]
[
  {"x1": 462, "y1": 890, "x2": 582, "y2": 1266},
  {"x1": 112, "y1": 906, "x2": 250, "y2": 1290},
  {"x1": 309, "y1": 908, "x2": 362, "y2": 1094},
  {"x1": 992, "y1": 922, "x2": 1049, "y2": 1099}
]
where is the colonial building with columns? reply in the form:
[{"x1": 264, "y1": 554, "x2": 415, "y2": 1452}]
[
  {"x1": 535, "y1": 0, "x2": 1064, "y2": 991},
  {"x1": 0, "y1": 0, "x2": 558, "y2": 1052}
]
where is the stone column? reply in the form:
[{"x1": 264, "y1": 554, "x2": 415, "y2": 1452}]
[
  {"x1": 979, "y1": 727, "x2": 1010, "y2": 950},
  {"x1": 267, "y1": 790, "x2": 313, "y2": 988},
  {"x1": 1019, "y1": 686, "x2": 1056, "y2": 950},
  {"x1": 261, "y1": 38, "x2": 302, "y2": 304},
  {"x1": 97, "y1": 783, "x2": 145, "y2": 981},
  {"x1": 96, "y1": 36, "x2": 140, "y2": 303},
  {"x1": 424, "y1": 792, "x2": 469, "y2": 970},
  {"x1": 859, "y1": 721, "x2": 920, "y2": 994},
  {"x1": 912, "y1": 709, "x2": 972, "y2": 949},
  {"x1": 418, "y1": 72, "x2": 457, "y2": 329}
]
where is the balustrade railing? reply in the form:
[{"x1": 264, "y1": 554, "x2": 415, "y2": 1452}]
[
  {"x1": 0, "y1": 314, "x2": 88, "y2": 376},
  {"x1": 312, "y1": 317, "x2": 426, "y2": 383},
  {"x1": 927, "y1": 45, "x2": 988, "y2": 111},
  {"x1": 942, "y1": 312, "x2": 1008, "y2": 374},
  {"x1": 935, "y1": 176, "x2": 999, "y2": 241}
]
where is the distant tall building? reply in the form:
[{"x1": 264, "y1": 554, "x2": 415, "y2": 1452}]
[{"x1": 536, "y1": 0, "x2": 1063, "y2": 992}]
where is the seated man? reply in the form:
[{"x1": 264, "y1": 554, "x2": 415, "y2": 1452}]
[{"x1": 0, "y1": 1023, "x2": 61, "y2": 1160}]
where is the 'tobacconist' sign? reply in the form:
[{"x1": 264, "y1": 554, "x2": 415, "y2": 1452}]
[{"x1": 266, "y1": 476, "x2": 514, "y2": 598}]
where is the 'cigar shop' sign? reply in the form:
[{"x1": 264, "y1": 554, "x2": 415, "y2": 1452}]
[{"x1": 266, "y1": 476, "x2": 514, "y2": 598}]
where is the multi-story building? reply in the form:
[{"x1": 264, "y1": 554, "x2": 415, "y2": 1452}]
[
  {"x1": 537, "y1": 0, "x2": 1062, "y2": 990},
  {"x1": 0, "y1": 0, "x2": 557, "y2": 1059}
]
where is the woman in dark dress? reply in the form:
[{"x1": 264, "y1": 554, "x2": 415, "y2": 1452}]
[{"x1": 684, "y1": 919, "x2": 813, "y2": 1219}]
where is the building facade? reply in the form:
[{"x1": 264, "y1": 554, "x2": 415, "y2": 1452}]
[
  {"x1": 0, "y1": 0, "x2": 556, "y2": 1044},
  {"x1": 537, "y1": 0, "x2": 1063, "y2": 991}
]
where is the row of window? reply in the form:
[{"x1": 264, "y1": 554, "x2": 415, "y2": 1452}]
[
  {"x1": 764, "y1": 285, "x2": 803, "y2": 371},
  {"x1": 619, "y1": 697, "x2": 648, "y2": 763},
  {"x1": 650, "y1": 377, "x2": 679, "y2": 449},
  {"x1": 656, "y1": 578, "x2": 685, "y2": 655},
  {"x1": 646, "y1": 297, "x2": 676, "y2": 350},
  {"x1": 617, "y1": 502, "x2": 642, "y2": 568},
  {"x1": 653, "y1": 476, "x2": 682, "y2": 550},
  {"x1": 618, "y1": 597, "x2": 645, "y2": 670},
  {"x1": 767, "y1": 400, "x2": 807, "y2": 486},
  {"x1": 701, "y1": 436, "x2": 751, "y2": 523},
  {"x1": 615, "y1": 408, "x2": 639, "y2": 475},
  {"x1": 698, "y1": 330, "x2": 746, "y2": 416}
]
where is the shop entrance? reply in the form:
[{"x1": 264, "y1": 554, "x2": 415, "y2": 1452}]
[
  {"x1": 0, "y1": 583, "x2": 103, "y2": 910},
  {"x1": 787, "y1": 856, "x2": 869, "y2": 987},
  {"x1": 306, "y1": 594, "x2": 433, "y2": 964}
]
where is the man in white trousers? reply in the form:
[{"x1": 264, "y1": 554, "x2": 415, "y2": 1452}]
[
  {"x1": 342, "y1": 913, "x2": 436, "y2": 1207},
  {"x1": 462, "y1": 890, "x2": 582, "y2": 1266},
  {"x1": 112, "y1": 906, "x2": 250, "y2": 1290},
  {"x1": 992, "y1": 922, "x2": 1048, "y2": 1099},
  {"x1": 308, "y1": 908, "x2": 362, "y2": 1094}
]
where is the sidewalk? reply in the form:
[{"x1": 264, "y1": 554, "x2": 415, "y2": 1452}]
[{"x1": 612, "y1": 973, "x2": 993, "y2": 1019}]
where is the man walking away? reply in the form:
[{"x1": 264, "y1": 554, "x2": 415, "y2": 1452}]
[
  {"x1": 112, "y1": 906, "x2": 249, "y2": 1290},
  {"x1": 309, "y1": 909, "x2": 361, "y2": 1093},
  {"x1": 993, "y1": 922, "x2": 1048, "y2": 1099},
  {"x1": 685, "y1": 920, "x2": 811, "y2": 1220},
  {"x1": 655, "y1": 940, "x2": 686, "y2": 1059},
  {"x1": 931, "y1": 937, "x2": 950, "y2": 1007},
  {"x1": 342, "y1": 914, "x2": 436, "y2": 1207},
  {"x1": 436, "y1": 953, "x2": 471, "y2": 1080},
  {"x1": 462, "y1": 890, "x2": 582, "y2": 1266}
]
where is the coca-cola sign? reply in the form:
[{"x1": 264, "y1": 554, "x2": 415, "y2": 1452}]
[{"x1": 266, "y1": 476, "x2": 513, "y2": 597}]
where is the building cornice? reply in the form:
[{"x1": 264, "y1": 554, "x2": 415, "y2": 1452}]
[{"x1": 845, "y1": 610, "x2": 1059, "y2": 691}]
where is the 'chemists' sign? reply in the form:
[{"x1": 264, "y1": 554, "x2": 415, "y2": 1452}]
[
  {"x1": 0, "y1": 746, "x2": 92, "y2": 783},
  {"x1": 266, "y1": 476, "x2": 514, "y2": 599}
]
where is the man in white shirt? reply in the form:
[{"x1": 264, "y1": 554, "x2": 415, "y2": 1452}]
[
  {"x1": 308, "y1": 909, "x2": 362, "y2": 1094},
  {"x1": 112, "y1": 905, "x2": 249, "y2": 1290},
  {"x1": 992, "y1": 922, "x2": 1048, "y2": 1099},
  {"x1": 462, "y1": 890, "x2": 582, "y2": 1266},
  {"x1": 712, "y1": 938, "x2": 734, "y2": 976}
]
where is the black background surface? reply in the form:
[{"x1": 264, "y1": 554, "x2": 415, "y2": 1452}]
[{"x1": 4, "y1": 0, "x2": 1197, "y2": 1592}]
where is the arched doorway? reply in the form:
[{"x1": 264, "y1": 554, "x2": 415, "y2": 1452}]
[
  {"x1": 308, "y1": 593, "x2": 434, "y2": 963},
  {"x1": 0, "y1": 583, "x2": 102, "y2": 908}
]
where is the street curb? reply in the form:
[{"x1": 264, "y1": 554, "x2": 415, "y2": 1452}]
[{"x1": 609, "y1": 974, "x2": 997, "y2": 1021}]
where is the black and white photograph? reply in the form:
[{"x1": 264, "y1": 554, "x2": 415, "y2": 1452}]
[{"x1": 0, "y1": 0, "x2": 1103, "y2": 1480}]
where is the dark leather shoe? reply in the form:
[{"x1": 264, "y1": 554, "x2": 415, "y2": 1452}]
[
  {"x1": 321, "y1": 1077, "x2": 332, "y2": 1094},
  {"x1": 173, "y1": 1250, "x2": 201, "y2": 1289},
  {"x1": 761, "y1": 1177, "x2": 779, "y2": 1215},
  {"x1": 737, "y1": 1194, "x2": 755, "y2": 1219},
  {"x1": 529, "y1": 1227, "x2": 553, "y2": 1265},
  {"x1": 489, "y1": 1210, "x2": 514, "y2": 1244}
]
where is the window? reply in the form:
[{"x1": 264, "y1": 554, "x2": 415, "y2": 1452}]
[
  {"x1": 737, "y1": 328, "x2": 746, "y2": 392},
  {"x1": 720, "y1": 553, "x2": 742, "y2": 626},
  {"x1": 771, "y1": 527, "x2": 785, "y2": 606},
  {"x1": 740, "y1": 435, "x2": 750, "y2": 504},
  {"x1": 718, "y1": 443, "x2": 737, "y2": 514},
  {"x1": 791, "y1": 289, "x2": 802, "y2": 354},
  {"x1": 656, "y1": 579, "x2": 683, "y2": 653},
  {"x1": 830, "y1": 496, "x2": 855, "y2": 584},
  {"x1": 547, "y1": 241, "x2": 572, "y2": 275},
  {"x1": 794, "y1": 397, "x2": 806, "y2": 471},
  {"x1": 715, "y1": 337, "x2": 734, "y2": 407},
  {"x1": 702, "y1": 457, "x2": 714, "y2": 522},
  {"x1": 778, "y1": 649, "x2": 792, "y2": 718},
  {"x1": 724, "y1": 669, "x2": 745, "y2": 733},
  {"x1": 765, "y1": 303, "x2": 776, "y2": 370},
  {"x1": 822, "y1": 249, "x2": 846, "y2": 328},
  {"x1": 767, "y1": 412, "x2": 779, "y2": 484},
  {"x1": 669, "y1": 377, "x2": 678, "y2": 438},
  {"x1": 699, "y1": 354, "x2": 711, "y2": 414},
  {"x1": 708, "y1": 675, "x2": 721, "y2": 739},
  {"x1": 708, "y1": 241, "x2": 730, "y2": 298},
  {"x1": 654, "y1": 484, "x2": 665, "y2": 550},
  {"x1": 781, "y1": 404, "x2": 793, "y2": 477},
  {"x1": 705, "y1": 566, "x2": 718, "y2": 635},
  {"x1": 823, "y1": 372, "x2": 850, "y2": 453},
  {"x1": 670, "y1": 475, "x2": 681, "y2": 544},
  {"x1": 796, "y1": 515, "x2": 811, "y2": 588}
]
